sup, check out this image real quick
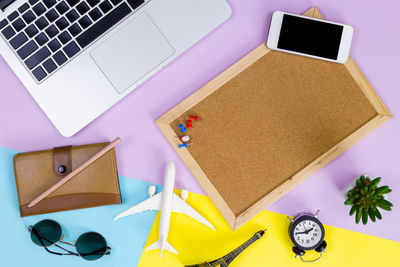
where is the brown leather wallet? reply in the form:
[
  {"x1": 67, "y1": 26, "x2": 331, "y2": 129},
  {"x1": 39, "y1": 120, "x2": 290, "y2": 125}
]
[{"x1": 13, "y1": 142, "x2": 122, "y2": 217}]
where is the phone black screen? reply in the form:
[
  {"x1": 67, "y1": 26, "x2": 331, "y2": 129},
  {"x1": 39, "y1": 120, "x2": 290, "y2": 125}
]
[{"x1": 277, "y1": 14, "x2": 344, "y2": 60}]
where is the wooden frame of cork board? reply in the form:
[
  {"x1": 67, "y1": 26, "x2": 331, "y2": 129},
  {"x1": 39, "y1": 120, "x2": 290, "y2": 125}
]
[{"x1": 156, "y1": 7, "x2": 392, "y2": 230}]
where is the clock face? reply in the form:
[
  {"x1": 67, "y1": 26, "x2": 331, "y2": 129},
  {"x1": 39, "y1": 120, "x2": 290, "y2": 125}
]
[{"x1": 290, "y1": 215, "x2": 325, "y2": 250}]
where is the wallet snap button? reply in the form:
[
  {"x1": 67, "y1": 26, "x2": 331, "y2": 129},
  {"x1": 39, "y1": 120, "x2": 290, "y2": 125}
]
[{"x1": 58, "y1": 165, "x2": 67, "y2": 174}]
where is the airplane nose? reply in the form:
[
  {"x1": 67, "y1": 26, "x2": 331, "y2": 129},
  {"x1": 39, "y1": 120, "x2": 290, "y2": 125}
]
[
  {"x1": 165, "y1": 161, "x2": 176, "y2": 182},
  {"x1": 166, "y1": 161, "x2": 175, "y2": 171}
]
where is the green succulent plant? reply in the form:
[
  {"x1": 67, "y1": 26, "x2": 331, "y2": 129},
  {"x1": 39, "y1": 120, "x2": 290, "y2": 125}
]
[{"x1": 345, "y1": 175, "x2": 393, "y2": 225}]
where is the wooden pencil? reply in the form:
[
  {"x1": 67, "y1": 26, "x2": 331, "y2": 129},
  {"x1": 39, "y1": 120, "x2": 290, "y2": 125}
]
[{"x1": 27, "y1": 137, "x2": 121, "y2": 208}]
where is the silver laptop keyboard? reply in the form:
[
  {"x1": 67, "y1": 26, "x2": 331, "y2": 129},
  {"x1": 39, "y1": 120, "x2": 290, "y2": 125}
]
[{"x1": 0, "y1": 0, "x2": 145, "y2": 82}]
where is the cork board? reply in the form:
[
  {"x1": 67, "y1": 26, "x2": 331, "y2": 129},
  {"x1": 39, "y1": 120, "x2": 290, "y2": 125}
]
[{"x1": 156, "y1": 7, "x2": 392, "y2": 230}]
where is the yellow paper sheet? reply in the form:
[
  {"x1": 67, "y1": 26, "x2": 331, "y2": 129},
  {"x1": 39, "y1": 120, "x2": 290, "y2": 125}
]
[{"x1": 138, "y1": 190, "x2": 400, "y2": 267}]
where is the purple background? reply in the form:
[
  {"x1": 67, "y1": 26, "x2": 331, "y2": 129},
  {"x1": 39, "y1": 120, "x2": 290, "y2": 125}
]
[{"x1": 1, "y1": 0, "x2": 399, "y2": 242}]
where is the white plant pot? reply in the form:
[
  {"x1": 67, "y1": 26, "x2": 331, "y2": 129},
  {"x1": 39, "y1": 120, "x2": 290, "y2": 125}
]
[
  {"x1": 342, "y1": 173, "x2": 373, "y2": 199},
  {"x1": 343, "y1": 174, "x2": 387, "y2": 200}
]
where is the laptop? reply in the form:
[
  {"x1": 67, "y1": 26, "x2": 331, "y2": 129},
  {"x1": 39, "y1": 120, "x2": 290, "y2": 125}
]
[{"x1": 0, "y1": 0, "x2": 231, "y2": 136}]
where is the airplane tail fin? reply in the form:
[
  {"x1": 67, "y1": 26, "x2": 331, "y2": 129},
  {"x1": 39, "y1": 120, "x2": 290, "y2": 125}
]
[
  {"x1": 164, "y1": 241, "x2": 178, "y2": 255},
  {"x1": 145, "y1": 239, "x2": 178, "y2": 257}
]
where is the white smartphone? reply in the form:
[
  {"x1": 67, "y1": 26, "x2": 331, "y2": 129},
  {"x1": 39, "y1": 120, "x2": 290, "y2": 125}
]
[{"x1": 266, "y1": 11, "x2": 354, "y2": 64}]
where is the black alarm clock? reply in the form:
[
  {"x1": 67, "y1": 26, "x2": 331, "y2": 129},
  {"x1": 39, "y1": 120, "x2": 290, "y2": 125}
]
[{"x1": 287, "y1": 210, "x2": 327, "y2": 263}]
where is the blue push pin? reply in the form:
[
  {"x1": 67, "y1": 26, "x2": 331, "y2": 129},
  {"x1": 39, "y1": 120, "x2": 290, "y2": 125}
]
[
  {"x1": 178, "y1": 143, "x2": 188, "y2": 149},
  {"x1": 179, "y1": 124, "x2": 187, "y2": 133}
]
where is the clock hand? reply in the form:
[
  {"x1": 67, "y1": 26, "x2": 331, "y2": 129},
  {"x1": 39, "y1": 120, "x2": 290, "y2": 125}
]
[
  {"x1": 295, "y1": 231, "x2": 307, "y2": 235},
  {"x1": 305, "y1": 228, "x2": 314, "y2": 234},
  {"x1": 296, "y1": 228, "x2": 314, "y2": 235}
]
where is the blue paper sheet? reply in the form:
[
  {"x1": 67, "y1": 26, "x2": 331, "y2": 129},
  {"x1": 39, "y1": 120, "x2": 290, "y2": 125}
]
[{"x1": 0, "y1": 146, "x2": 160, "y2": 267}]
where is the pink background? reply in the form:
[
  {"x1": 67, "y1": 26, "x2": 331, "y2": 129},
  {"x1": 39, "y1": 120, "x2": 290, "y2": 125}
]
[{"x1": 1, "y1": 0, "x2": 399, "y2": 242}]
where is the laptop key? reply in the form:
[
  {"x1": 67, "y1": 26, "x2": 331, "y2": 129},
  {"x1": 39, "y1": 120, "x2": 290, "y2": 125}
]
[
  {"x1": 1, "y1": 26, "x2": 16, "y2": 39},
  {"x1": 66, "y1": 9, "x2": 79, "y2": 23},
  {"x1": 48, "y1": 38, "x2": 61, "y2": 52},
  {"x1": 9, "y1": 32, "x2": 28, "y2": 49},
  {"x1": 22, "y1": 10, "x2": 36, "y2": 24},
  {"x1": 45, "y1": 25, "x2": 59, "y2": 38},
  {"x1": 99, "y1": 1, "x2": 112, "y2": 13},
  {"x1": 78, "y1": 15, "x2": 92, "y2": 29},
  {"x1": 127, "y1": 0, "x2": 144, "y2": 10},
  {"x1": 55, "y1": 17, "x2": 69, "y2": 31},
  {"x1": 33, "y1": 3, "x2": 46, "y2": 16},
  {"x1": 42, "y1": 58, "x2": 57, "y2": 73},
  {"x1": 56, "y1": 1, "x2": 70, "y2": 15},
  {"x1": 17, "y1": 40, "x2": 38, "y2": 59},
  {"x1": 110, "y1": 0, "x2": 122, "y2": 6},
  {"x1": 63, "y1": 41, "x2": 80, "y2": 58},
  {"x1": 66, "y1": 0, "x2": 79, "y2": 7},
  {"x1": 35, "y1": 17, "x2": 49, "y2": 30},
  {"x1": 12, "y1": 18, "x2": 26, "y2": 32},
  {"x1": 35, "y1": 32, "x2": 49, "y2": 46},
  {"x1": 76, "y1": 3, "x2": 131, "y2": 48},
  {"x1": 7, "y1": 11, "x2": 19, "y2": 22},
  {"x1": 68, "y1": 23, "x2": 82, "y2": 36},
  {"x1": 18, "y1": 3, "x2": 30, "y2": 13},
  {"x1": 45, "y1": 9, "x2": 59, "y2": 22},
  {"x1": 53, "y1": 50, "x2": 68, "y2": 65},
  {"x1": 25, "y1": 46, "x2": 51, "y2": 69},
  {"x1": 87, "y1": 0, "x2": 100, "y2": 8},
  {"x1": 76, "y1": 2, "x2": 90, "y2": 15},
  {"x1": 43, "y1": 0, "x2": 57, "y2": 8},
  {"x1": 58, "y1": 31, "x2": 71, "y2": 44},
  {"x1": 25, "y1": 24, "x2": 39, "y2": 37},
  {"x1": 29, "y1": 0, "x2": 39, "y2": 5},
  {"x1": 89, "y1": 8, "x2": 102, "y2": 22},
  {"x1": 32, "y1": 66, "x2": 47, "y2": 81},
  {"x1": 0, "y1": 19, "x2": 7, "y2": 30}
]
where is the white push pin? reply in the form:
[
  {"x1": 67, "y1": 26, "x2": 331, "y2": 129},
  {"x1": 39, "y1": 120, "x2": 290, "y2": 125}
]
[
  {"x1": 180, "y1": 135, "x2": 190, "y2": 143},
  {"x1": 148, "y1": 185, "x2": 156, "y2": 198},
  {"x1": 180, "y1": 189, "x2": 189, "y2": 202}
]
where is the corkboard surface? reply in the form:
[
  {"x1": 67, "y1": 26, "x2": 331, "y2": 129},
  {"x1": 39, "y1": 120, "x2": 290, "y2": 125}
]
[{"x1": 171, "y1": 51, "x2": 377, "y2": 216}]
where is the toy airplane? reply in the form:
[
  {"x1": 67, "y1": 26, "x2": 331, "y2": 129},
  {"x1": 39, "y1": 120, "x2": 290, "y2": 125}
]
[{"x1": 114, "y1": 161, "x2": 214, "y2": 257}]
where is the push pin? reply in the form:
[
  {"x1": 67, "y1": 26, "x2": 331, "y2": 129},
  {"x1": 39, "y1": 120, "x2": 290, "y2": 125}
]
[
  {"x1": 179, "y1": 135, "x2": 190, "y2": 143},
  {"x1": 186, "y1": 119, "x2": 193, "y2": 128},
  {"x1": 189, "y1": 115, "x2": 201, "y2": 121},
  {"x1": 178, "y1": 124, "x2": 187, "y2": 133},
  {"x1": 178, "y1": 143, "x2": 192, "y2": 149}
]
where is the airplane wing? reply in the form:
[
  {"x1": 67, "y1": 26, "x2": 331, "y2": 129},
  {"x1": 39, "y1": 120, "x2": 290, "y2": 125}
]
[
  {"x1": 172, "y1": 193, "x2": 215, "y2": 230},
  {"x1": 114, "y1": 192, "x2": 163, "y2": 221}
]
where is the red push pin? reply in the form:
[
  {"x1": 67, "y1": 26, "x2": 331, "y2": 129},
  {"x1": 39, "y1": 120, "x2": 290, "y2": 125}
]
[
  {"x1": 190, "y1": 115, "x2": 200, "y2": 121},
  {"x1": 186, "y1": 119, "x2": 193, "y2": 128}
]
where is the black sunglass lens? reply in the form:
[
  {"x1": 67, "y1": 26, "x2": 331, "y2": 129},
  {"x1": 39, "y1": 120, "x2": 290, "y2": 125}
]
[
  {"x1": 30, "y1": 219, "x2": 62, "y2": 247},
  {"x1": 76, "y1": 232, "x2": 108, "y2": 261}
]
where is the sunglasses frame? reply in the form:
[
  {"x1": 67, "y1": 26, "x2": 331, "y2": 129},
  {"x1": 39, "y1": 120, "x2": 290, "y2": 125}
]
[{"x1": 28, "y1": 219, "x2": 111, "y2": 261}]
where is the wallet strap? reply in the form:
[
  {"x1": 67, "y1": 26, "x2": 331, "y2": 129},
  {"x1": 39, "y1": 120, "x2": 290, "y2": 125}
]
[{"x1": 53, "y1": 146, "x2": 72, "y2": 176}]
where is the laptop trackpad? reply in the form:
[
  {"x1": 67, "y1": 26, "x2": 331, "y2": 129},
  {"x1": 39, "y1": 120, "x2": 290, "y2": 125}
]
[{"x1": 90, "y1": 12, "x2": 175, "y2": 93}]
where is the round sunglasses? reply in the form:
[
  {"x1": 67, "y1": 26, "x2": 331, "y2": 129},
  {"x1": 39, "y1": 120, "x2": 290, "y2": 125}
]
[{"x1": 28, "y1": 219, "x2": 111, "y2": 261}]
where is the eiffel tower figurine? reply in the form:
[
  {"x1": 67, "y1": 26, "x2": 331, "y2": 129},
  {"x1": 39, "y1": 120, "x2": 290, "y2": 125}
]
[{"x1": 185, "y1": 229, "x2": 266, "y2": 267}]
